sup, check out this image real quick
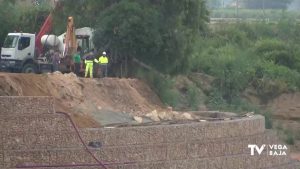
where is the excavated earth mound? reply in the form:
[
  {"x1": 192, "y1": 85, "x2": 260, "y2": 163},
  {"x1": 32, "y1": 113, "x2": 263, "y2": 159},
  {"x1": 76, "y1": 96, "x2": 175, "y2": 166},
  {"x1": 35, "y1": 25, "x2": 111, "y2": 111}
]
[{"x1": 0, "y1": 72, "x2": 164, "y2": 127}]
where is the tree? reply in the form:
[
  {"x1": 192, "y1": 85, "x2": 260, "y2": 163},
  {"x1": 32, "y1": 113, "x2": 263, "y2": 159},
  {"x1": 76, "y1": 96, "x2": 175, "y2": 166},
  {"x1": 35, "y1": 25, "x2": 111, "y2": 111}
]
[
  {"x1": 0, "y1": 1, "x2": 16, "y2": 48},
  {"x1": 0, "y1": 0, "x2": 51, "y2": 49},
  {"x1": 93, "y1": 0, "x2": 161, "y2": 65},
  {"x1": 53, "y1": 0, "x2": 209, "y2": 75},
  {"x1": 93, "y1": 0, "x2": 209, "y2": 74},
  {"x1": 53, "y1": 0, "x2": 120, "y2": 34}
]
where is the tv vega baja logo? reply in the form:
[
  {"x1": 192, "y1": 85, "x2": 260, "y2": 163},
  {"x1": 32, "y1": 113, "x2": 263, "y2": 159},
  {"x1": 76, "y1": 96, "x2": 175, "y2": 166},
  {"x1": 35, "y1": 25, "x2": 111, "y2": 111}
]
[{"x1": 248, "y1": 144, "x2": 287, "y2": 156}]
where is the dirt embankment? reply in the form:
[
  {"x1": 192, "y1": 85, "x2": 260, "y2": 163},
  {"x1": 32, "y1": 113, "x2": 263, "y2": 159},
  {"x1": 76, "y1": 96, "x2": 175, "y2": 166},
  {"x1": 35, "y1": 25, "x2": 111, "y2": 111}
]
[
  {"x1": 266, "y1": 93, "x2": 300, "y2": 152},
  {"x1": 267, "y1": 93, "x2": 300, "y2": 121},
  {"x1": 243, "y1": 89, "x2": 300, "y2": 152},
  {"x1": 0, "y1": 72, "x2": 164, "y2": 127}
]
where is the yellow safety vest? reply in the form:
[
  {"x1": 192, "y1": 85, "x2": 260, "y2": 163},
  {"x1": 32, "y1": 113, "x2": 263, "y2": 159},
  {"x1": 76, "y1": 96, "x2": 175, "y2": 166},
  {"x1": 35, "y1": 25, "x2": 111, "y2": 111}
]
[
  {"x1": 85, "y1": 60, "x2": 93, "y2": 64},
  {"x1": 99, "y1": 56, "x2": 108, "y2": 64}
]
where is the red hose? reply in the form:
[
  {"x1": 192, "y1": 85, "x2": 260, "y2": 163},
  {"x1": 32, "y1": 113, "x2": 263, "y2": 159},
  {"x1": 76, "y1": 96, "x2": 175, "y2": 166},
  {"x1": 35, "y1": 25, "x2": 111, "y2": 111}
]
[
  {"x1": 17, "y1": 163, "x2": 104, "y2": 168},
  {"x1": 16, "y1": 112, "x2": 108, "y2": 169},
  {"x1": 56, "y1": 112, "x2": 108, "y2": 169}
]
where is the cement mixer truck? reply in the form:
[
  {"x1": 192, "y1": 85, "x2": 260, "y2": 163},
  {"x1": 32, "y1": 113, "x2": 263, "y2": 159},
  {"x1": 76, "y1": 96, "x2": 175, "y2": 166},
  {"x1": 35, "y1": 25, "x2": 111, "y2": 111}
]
[{"x1": 0, "y1": 16, "x2": 94, "y2": 73}]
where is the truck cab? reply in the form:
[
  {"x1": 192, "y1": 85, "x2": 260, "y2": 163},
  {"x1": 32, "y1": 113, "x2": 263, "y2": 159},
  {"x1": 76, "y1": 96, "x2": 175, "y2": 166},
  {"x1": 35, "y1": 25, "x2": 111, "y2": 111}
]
[
  {"x1": 0, "y1": 26, "x2": 94, "y2": 74},
  {"x1": 1, "y1": 33, "x2": 36, "y2": 73}
]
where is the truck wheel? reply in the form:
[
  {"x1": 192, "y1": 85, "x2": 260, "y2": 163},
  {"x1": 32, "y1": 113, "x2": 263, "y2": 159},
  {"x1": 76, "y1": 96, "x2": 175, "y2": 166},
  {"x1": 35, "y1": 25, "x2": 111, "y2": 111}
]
[{"x1": 22, "y1": 63, "x2": 36, "y2": 73}]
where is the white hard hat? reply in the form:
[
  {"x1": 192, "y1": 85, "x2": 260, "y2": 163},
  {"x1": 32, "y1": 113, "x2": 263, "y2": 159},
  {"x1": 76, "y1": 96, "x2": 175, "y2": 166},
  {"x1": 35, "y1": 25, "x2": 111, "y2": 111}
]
[{"x1": 103, "y1": 51, "x2": 106, "y2": 55}]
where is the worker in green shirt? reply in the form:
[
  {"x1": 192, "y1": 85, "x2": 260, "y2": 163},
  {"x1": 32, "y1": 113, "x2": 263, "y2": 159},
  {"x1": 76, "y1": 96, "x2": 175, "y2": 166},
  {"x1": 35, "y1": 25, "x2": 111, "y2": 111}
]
[{"x1": 73, "y1": 48, "x2": 81, "y2": 76}]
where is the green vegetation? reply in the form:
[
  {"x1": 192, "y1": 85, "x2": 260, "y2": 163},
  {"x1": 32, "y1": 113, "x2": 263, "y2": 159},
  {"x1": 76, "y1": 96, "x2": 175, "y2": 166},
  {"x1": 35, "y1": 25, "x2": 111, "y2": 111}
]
[
  {"x1": 187, "y1": 84, "x2": 202, "y2": 110},
  {"x1": 0, "y1": 0, "x2": 51, "y2": 48},
  {"x1": 0, "y1": 1, "x2": 15, "y2": 48},
  {"x1": 276, "y1": 122, "x2": 300, "y2": 145},
  {"x1": 190, "y1": 20, "x2": 300, "y2": 143},
  {"x1": 54, "y1": 0, "x2": 209, "y2": 75},
  {"x1": 54, "y1": 0, "x2": 300, "y2": 118},
  {"x1": 283, "y1": 129, "x2": 295, "y2": 145},
  {"x1": 135, "y1": 69, "x2": 180, "y2": 107},
  {"x1": 192, "y1": 20, "x2": 300, "y2": 109},
  {"x1": 263, "y1": 112, "x2": 273, "y2": 129}
]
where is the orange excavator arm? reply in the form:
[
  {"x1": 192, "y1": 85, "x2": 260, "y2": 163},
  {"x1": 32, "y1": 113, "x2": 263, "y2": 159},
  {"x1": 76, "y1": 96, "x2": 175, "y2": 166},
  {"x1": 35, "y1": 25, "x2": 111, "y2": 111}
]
[{"x1": 63, "y1": 16, "x2": 77, "y2": 57}]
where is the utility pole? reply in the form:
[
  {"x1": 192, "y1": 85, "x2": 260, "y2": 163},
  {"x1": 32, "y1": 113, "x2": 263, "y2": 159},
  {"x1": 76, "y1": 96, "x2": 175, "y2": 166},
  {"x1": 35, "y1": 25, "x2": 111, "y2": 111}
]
[
  {"x1": 236, "y1": 0, "x2": 239, "y2": 19},
  {"x1": 263, "y1": 0, "x2": 266, "y2": 21}
]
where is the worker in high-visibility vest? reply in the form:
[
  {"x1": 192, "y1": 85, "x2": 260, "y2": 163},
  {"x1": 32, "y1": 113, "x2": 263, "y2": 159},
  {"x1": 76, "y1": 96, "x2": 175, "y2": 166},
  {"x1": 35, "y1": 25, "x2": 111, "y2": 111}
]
[
  {"x1": 94, "y1": 51, "x2": 109, "y2": 77},
  {"x1": 73, "y1": 48, "x2": 81, "y2": 76},
  {"x1": 85, "y1": 51, "x2": 94, "y2": 78}
]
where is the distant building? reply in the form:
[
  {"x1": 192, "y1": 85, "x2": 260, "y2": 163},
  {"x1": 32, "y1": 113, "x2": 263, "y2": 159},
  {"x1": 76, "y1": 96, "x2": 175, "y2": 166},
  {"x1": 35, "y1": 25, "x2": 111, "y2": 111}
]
[
  {"x1": 227, "y1": 1, "x2": 246, "y2": 8},
  {"x1": 207, "y1": 0, "x2": 246, "y2": 9}
]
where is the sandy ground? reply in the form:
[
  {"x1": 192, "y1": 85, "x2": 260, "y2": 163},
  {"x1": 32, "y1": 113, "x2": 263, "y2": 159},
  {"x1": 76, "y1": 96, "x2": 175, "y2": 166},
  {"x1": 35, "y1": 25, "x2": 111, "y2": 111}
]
[
  {"x1": 291, "y1": 153, "x2": 300, "y2": 161},
  {"x1": 0, "y1": 72, "x2": 165, "y2": 127},
  {"x1": 267, "y1": 93, "x2": 300, "y2": 120}
]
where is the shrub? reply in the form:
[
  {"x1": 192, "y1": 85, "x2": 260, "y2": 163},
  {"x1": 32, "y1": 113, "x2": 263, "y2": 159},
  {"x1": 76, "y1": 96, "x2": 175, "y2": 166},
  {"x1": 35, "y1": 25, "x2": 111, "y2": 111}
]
[
  {"x1": 262, "y1": 112, "x2": 273, "y2": 129},
  {"x1": 254, "y1": 39, "x2": 287, "y2": 55},
  {"x1": 263, "y1": 63, "x2": 300, "y2": 89},
  {"x1": 216, "y1": 27, "x2": 250, "y2": 47},
  {"x1": 206, "y1": 89, "x2": 228, "y2": 110},
  {"x1": 284, "y1": 130, "x2": 295, "y2": 145},
  {"x1": 187, "y1": 84, "x2": 201, "y2": 110},
  {"x1": 136, "y1": 69, "x2": 179, "y2": 107}
]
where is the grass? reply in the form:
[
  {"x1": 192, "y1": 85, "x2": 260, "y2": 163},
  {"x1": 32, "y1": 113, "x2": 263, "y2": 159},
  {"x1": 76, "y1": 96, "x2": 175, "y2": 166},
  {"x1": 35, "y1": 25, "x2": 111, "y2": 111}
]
[
  {"x1": 187, "y1": 84, "x2": 201, "y2": 110},
  {"x1": 262, "y1": 112, "x2": 273, "y2": 129},
  {"x1": 135, "y1": 68, "x2": 180, "y2": 108},
  {"x1": 284, "y1": 130, "x2": 295, "y2": 145}
]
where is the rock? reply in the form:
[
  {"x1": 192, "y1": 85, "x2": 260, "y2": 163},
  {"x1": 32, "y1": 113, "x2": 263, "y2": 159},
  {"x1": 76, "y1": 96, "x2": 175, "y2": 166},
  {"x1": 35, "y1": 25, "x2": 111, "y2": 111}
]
[
  {"x1": 146, "y1": 110, "x2": 157, "y2": 118},
  {"x1": 181, "y1": 113, "x2": 193, "y2": 120},
  {"x1": 172, "y1": 111, "x2": 180, "y2": 116},
  {"x1": 53, "y1": 71, "x2": 62, "y2": 75},
  {"x1": 246, "y1": 112, "x2": 255, "y2": 117},
  {"x1": 172, "y1": 111, "x2": 182, "y2": 120},
  {"x1": 163, "y1": 111, "x2": 175, "y2": 120},
  {"x1": 151, "y1": 110, "x2": 158, "y2": 116},
  {"x1": 158, "y1": 111, "x2": 165, "y2": 117},
  {"x1": 158, "y1": 111, "x2": 167, "y2": 120},
  {"x1": 133, "y1": 116, "x2": 143, "y2": 123},
  {"x1": 146, "y1": 110, "x2": 160, "y2": 122}
]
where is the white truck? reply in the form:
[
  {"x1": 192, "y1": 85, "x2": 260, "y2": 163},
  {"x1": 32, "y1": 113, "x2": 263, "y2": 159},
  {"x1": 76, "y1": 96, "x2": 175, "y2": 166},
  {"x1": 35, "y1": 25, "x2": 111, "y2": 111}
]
[
  {"x1": 0, "y1": 27, "x2": 94, "y2": 73},
  {"x1": 0, "y1": 33, "x2": 44, "y2": 73}
]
